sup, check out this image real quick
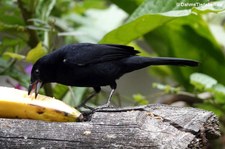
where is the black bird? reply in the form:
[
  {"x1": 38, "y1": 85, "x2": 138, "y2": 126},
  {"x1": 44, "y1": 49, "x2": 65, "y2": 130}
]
[{"x1": 28, "y1": 43, "x2": 198, "y2": 108}]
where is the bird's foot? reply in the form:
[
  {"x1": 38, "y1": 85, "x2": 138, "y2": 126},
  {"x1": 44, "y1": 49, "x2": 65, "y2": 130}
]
[
  {"x1": 76, "y1": 102, "x2": 114, "y2": 113},
  {"x1": 94, "y1": 103, "x2": 114, "y2": 111}
]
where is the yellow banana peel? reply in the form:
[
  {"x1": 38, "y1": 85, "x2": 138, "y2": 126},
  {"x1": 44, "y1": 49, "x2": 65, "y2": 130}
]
[{"x1": 0, "y1": 86, "x2": 82, "y2": 122}]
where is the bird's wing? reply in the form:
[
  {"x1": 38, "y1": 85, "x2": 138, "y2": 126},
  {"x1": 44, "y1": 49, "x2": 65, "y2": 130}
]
[{"x1": 62, "y1": 43, "x2": 140, "y2": 66}]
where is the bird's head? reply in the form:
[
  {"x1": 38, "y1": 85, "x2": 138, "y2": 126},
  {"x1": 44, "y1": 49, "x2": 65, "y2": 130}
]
[
  {"x1": 28, "y1": 55, "x2": 56, "y2": 98},
  {"x1": 28, "y1": 59, "x2": 44, "y2": 98}
]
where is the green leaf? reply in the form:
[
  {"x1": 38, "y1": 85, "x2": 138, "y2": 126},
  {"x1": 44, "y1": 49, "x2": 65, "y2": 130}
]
[
  {"x1": 145, "y1": 14, "x2": 225, "y2": 88},
  {"x1": 53, "y1": 84, "x2": 68, "y2": 100},
  {"x1": 62, "y1": 87, "x2": 87, "y2": 107},
  {"x1": 191, "y1": 1, "x2": 225, "y2": 14},
  {"x1": 100, "y1": 1, "x2": 225, "y2": 44},
  {"x1": 3, "y1": 52, "x2": 25, "y2": 61},
  {"x1": 127, "y1": 0, "x2": 186, "y2": 22},
  {"x1": 36, "y1": 0, "x2": 56, "y2": 21},
  {"x1": 190, "y1": 73, "x2": 217, "y2": 91},
  {"x1": 0, "y1": 22, "x2": 25, "y2": 32},
  {"x1": 99, "y1": 1, "x2": 225, "y2": 90},
  {"x1": 211, "y1": 84, "x2": 225, "y2": 104},
  {"x1": 73, "y1": 0, "x2": 108, "y2": 14},
  {"x1": 73, "y1": 87, "x2": 87, "y2": 106},
  {"x1": 26, "y1": 42, "x2": 47, "y2": 63},
  {"x1": 128, "y1": 0, "x2": 223, "y2": 22},
  {"x1": 152, "y1": 83, "x2": 181, "y2": 93},
  {"x1": 100, "y1": 14, "x2": 174, "y2": 44},
  {"x1": 110, "y1": 0, "x2": 144, "y2": 14},
  {"x1": 0, "y1": 3, "x2": 24, "y2": 25},
  {"x1": 132, "y1": 93, "x2": 148, "y2": 105}
]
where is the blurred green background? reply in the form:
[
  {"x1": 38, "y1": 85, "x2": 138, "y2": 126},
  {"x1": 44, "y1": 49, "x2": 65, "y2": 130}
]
[{"x1": 0, "y1": 0, "x2": 225, "y2": 147}]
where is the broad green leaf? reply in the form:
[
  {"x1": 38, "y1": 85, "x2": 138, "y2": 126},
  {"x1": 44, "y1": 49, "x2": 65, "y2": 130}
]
[
  {"x1": 190, "y1": 73, "x2": 217, "y2": 91},
  {"x1": 128, "y1": 0, "x2": 223, "y2": 22},
  {"x1": 26, "y1": 42, "x2": 47, "y2": 63},
  {"x1": 127, "y1": 0, "x2": 186, "y2": 22},
  {"x1": 99, "y1": 1, "x2": 225, "y2": 89},
  {"x1": 191, "y1": 1, "x2": 225, "y2": 14},
  {"x1": 100, "y1": 14, "x2": 174, "y2": 44},
  {"x1": 110, "y1": 0, "x2": 144, "y2": 14},
  {"x1": 145, "y1": 14, "x2": 225, "y2": 87},
  {"x1": 3, "y1": 52, "x2": 25, "y2": 61},
  {"x1": 100, "y1": 1, "x2": 225, "y2": 44}
]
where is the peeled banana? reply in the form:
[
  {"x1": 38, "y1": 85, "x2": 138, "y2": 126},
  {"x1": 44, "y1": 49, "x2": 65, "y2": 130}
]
[{"x1": 0, "y1": 86, "x2": 82, "y2": 122}]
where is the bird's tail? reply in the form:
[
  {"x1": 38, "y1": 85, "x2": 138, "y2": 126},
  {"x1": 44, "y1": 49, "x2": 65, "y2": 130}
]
[
  {"x1": 123, "y1": 56, "x2": 199, "y2": 73},
  {"x1": 144, "y1": 57, "x2": 199, "y2": 67}
]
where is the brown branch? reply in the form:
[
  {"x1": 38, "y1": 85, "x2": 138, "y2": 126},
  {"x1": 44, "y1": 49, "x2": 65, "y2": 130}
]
[{"x1": 160, "y1": 94, "x2": 203, "y2": 106}]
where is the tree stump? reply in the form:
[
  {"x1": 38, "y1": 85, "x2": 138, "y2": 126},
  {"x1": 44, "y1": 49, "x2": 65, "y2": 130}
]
[{"x1": 0, "y1": 104, "x2": 220, "y2": 148}]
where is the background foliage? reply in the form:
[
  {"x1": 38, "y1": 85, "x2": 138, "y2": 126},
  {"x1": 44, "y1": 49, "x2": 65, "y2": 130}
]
[{"x1": 0, "y1": 0, "x2": 225, "y2": 147}]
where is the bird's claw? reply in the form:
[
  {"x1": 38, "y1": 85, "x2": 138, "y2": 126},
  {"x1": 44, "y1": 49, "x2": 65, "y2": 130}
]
[
  {"x1": 94, "y1": 104, "x2": 114, "y2": 111},
  {"x1": 76, "y1": 103, "x2": 114, "y2": 114}
]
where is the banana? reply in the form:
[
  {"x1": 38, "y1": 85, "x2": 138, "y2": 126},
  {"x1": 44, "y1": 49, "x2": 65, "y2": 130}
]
[{"x1": 0, "y1": 86, "x2": 82, "y2": 122}]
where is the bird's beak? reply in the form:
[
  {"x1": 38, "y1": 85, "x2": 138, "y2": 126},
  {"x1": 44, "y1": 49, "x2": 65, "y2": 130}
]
[{"x1": 28, "y1": 80, "x2": 43, "y2": 98}]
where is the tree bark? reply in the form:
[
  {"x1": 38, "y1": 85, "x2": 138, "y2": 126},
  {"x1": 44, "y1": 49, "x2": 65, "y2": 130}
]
[{"x1": 0, "y1": 104, "x2": 220, "y2": 149}]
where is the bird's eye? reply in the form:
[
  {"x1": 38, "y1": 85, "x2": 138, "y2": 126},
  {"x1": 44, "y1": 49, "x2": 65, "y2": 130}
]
[{"x1": 35, "y1": 69, "x2": 40, "y2": 74}]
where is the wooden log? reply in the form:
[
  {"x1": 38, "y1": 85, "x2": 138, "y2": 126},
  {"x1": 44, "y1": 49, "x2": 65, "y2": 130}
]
[{"x1": 0, "y1": 104, "x2": 220, "y2": 149}]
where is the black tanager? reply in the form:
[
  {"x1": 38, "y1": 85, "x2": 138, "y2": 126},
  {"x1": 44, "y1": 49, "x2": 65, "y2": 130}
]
[{"x1": 28, "y1": 43, "x2": 198, "y2": 108}]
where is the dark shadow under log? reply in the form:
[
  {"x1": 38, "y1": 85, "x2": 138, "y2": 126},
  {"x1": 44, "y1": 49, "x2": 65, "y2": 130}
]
[{"x1": 0, "y1": 104, "x2": 220, "y2": 149}]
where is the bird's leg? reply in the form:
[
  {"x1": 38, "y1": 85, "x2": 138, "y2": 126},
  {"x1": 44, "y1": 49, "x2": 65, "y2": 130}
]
[
  {"x1": 95, "y1": 83, "x2": 117, "y2": 110},
  {"x1": 76, "y1": 87, "x2": 101, "y2": 109},
  {"x1": 105, "y1": 89, "x2": 115, "y2": 107},
  {"x1": 76, "y1": 91, "x2": 97, "y2": 109},
  {"x1": 80, "y1": 89, "x2": 116, "y2": 115},
  {"x1": 94, "y1": 89, "x2": 115, "y2": 110}
]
